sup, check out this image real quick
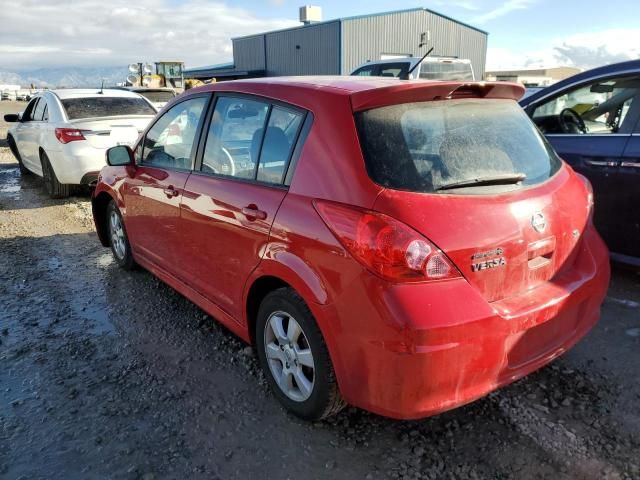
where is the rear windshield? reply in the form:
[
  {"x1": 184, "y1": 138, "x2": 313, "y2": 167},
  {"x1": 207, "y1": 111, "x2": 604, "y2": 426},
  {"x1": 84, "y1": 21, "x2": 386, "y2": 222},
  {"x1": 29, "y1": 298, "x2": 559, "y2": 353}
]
[
  {"x1": 419, "y1": 62, "x2": 474, "y2": 81},
  {"x1": 355, "y1": 99, "x2": 561, "y2": 194},
  {"x1": 138, "y1": 90, "x2": 175, "y2": 103},
  {"x1": 61, "y1": 97, "x2": 156, "y2": 120}
]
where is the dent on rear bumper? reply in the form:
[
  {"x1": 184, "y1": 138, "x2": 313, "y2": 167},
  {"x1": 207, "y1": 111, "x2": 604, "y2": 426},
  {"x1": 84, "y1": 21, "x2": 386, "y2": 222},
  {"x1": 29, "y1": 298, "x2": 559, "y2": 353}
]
[{"x1": 319, "y1": 226, "x2": 610, "y2": 420}]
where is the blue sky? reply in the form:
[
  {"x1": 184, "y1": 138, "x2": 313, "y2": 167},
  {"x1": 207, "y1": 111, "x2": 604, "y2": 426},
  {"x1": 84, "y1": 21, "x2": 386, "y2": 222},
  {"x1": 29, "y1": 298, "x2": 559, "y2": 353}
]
[{"x1": 1, "y1": 0, "x2": 638, "y2": 71}]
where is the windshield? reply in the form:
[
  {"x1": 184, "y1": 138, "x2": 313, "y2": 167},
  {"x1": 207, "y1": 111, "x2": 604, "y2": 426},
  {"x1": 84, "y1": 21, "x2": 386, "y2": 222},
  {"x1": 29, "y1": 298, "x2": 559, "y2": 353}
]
[
  {"x1": 61, "y1": 97, "x2": 156, "y2": 120},
  {"x1": 139, "y1": 90, "x2": 176, "y2": 103},
  {"x1": 418, "y1": 62, "x2": 474, "y2": 81},
  {"x1": 355, "y1": 99, "x2": 562, "y2": 194}
]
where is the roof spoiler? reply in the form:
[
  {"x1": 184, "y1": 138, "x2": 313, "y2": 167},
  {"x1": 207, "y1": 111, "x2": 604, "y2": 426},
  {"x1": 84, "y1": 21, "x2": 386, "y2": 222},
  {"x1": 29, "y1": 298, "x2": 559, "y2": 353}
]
[
  {"x1": 442, "y1": 83, "x2": 524, "y2": 100},
  {"x1": 351, "y1": 81, "x2": 526, "y2": 111}
]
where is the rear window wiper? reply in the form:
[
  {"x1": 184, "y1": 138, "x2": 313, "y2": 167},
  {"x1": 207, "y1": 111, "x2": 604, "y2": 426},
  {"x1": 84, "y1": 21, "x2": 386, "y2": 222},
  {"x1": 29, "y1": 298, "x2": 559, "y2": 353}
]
[{"x1": 435, "y1": 173, "x2": 526, "y2": 191}]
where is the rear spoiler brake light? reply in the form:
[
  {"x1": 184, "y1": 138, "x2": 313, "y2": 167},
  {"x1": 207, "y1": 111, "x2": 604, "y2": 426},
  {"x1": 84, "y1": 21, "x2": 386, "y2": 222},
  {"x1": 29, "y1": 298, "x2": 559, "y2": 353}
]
[{"x1": 351, "y1": 82, "x2": 525, "y2": 111}]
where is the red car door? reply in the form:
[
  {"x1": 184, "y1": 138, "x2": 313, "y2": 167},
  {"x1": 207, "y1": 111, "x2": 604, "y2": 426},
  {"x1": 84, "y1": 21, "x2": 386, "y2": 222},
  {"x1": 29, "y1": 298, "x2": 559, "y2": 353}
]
[
  {"x1": 180, "y1": 95, "x2": 307, "y2": 322},
  {"x1": 122, "y1": 94, "x2": 210, "y2": 277}
]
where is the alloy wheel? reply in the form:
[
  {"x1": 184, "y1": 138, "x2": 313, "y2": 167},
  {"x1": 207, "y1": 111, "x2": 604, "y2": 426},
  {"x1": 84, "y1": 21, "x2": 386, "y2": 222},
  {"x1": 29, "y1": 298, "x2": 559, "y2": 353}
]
[
  {"x1": 109, "y1": 210, "x2": 127, "y2": 260},
  {"x1": 263, "y1": 311, "x2": 315, "y2": 402}
]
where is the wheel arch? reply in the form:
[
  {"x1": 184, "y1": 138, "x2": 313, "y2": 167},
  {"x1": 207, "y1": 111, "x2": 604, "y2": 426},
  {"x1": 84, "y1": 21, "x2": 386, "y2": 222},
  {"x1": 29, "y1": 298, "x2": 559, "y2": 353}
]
[
  {"x1": 243, "y1": 264, "x2": 349, "y2": 411},
  {"x1": 38, "y1": 146, "x2": 50, "y2": 173},
  {"x1": 245, "y1": 275, "x2": 291, "y2": 346},
  {"x1": 243, "y1": 255, "x2": 330, "y2": 345},
  {"x1": 6, "y1": 134, "x2": 21, "y2": 161},
  {"x1": 92, "y1": 190, "x2": 116, "y2": 247}
]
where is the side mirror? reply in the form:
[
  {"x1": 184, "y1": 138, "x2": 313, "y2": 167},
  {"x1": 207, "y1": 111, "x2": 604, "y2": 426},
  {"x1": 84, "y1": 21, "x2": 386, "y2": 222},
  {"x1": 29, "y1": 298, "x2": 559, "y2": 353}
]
[
  {"x1": 4, "y1": 113, "x2": 19, "y2": 123},
  {"x1": 106, "y1": 145, "x2": 134, "y2": 166}
]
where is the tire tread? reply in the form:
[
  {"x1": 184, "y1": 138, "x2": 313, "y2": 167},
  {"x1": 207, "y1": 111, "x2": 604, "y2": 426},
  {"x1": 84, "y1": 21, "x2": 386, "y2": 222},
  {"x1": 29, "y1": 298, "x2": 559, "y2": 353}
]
[{"x1": 41, "y1": 152, "x2": 69, "y2": 199}]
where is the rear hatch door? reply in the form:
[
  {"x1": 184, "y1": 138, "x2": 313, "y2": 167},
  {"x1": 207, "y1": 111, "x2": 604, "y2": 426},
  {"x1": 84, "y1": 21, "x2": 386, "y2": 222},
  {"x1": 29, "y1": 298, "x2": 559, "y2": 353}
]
[
  {"x1": 374, "y1": 171, "x2": 589, "y2": 302},
  {"x1": 356, "y1": 96, "x2": 591, "y2": 302}
]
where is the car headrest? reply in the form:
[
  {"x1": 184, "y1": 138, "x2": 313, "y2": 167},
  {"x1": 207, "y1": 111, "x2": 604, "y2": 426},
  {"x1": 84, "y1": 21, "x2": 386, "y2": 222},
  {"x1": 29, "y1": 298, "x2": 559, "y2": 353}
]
[{"x1": 251, "y1": 126, "x2": 290, "y2": 163}]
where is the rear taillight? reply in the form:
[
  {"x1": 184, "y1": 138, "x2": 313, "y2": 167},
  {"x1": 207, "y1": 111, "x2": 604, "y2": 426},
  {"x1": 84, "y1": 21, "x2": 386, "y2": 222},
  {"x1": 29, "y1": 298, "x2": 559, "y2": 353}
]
[
  {"x1": 55, "y1": 128, "x2": 86, "y2": 144},
  {"x1": 314, "y1": 200, "x2": 460, "y2": 283},
  {"x1": 576, "y1": 173, "x2": 594, "y2": 222}
]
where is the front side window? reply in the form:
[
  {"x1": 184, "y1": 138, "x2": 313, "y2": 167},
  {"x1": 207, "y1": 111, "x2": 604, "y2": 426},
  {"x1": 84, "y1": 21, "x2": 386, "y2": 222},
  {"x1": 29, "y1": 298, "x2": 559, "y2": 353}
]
[
  {"x1": 356, "y1": 99, "x2": 561, "y2": 194},
  {"x1": 201, "y1": 97, "x2": 269, "y2": 179},
  {"x1": 32, "y1": 99, "x2": 46, "y2": 121},
  {"x1": 353, "y1": 66, "x2": 376, "y2": 77},
  {"x1": 532, "y1": 76, "x2": 640, "y2": 134},
  {"x1": 23, "y1": 98, "x2": 39, "y2": 121},
  {"x1": 142, "y1": 96, "x2": 208, "y2": 169}
]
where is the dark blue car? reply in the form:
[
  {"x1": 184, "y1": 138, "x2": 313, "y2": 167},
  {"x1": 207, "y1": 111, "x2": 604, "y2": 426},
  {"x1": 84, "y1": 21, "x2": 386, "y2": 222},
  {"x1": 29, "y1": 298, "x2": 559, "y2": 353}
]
[{"x1": 520, "y1": 60, "x2": 640, "y2": 265}]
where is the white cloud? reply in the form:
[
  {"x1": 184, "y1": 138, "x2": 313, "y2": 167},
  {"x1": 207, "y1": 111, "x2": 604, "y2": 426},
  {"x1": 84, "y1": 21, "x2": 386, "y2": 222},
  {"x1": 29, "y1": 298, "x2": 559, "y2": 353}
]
[
  {"x1": 432, "y1": 0, "x2": 480, "y2": 11},
  {"x1": 471, "y1": 0, "x2": 536, "y2": 24},
  {"x1": 487, "y1": 28, "x2": 640, "y2": 71},
  {"x1": 0, "y1": 0, "x2": 299, "y2": 70}
]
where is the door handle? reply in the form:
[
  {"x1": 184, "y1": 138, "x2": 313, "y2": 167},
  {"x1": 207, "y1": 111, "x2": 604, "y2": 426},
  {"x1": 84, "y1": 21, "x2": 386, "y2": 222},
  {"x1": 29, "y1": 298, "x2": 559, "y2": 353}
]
[
  {"x1": 620, "y1": 162, "x2": 640, "y2": 168},
  {"x1": 163, "y1": 186, "x2": 179, "y2": 198},
  {"x1": 242, "y1": 205, "x2": 267, "y2": 221},
  {"x1": 584, "y1": 159, "x2": 618, "y2": 167}
]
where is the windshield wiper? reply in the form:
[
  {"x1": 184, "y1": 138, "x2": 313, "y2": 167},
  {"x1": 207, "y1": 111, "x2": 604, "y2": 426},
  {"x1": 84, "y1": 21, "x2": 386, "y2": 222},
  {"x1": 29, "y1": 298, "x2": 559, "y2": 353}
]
[{"x1": 435, "y1": 173, "x2": 526, "y2": 191}]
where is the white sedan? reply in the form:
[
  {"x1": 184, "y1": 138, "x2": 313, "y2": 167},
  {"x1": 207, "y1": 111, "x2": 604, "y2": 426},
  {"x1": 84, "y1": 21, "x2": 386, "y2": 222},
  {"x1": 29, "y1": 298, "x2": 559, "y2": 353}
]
[{"x1": 5, "y1": 89, "x2": 157, "y2": 198}]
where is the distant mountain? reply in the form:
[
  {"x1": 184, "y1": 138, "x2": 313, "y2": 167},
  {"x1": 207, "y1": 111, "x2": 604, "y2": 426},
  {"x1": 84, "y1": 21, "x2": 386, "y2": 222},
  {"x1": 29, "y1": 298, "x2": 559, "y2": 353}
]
[{"x1": 0, "y1": 67, "x2": 129, "y2": 88}]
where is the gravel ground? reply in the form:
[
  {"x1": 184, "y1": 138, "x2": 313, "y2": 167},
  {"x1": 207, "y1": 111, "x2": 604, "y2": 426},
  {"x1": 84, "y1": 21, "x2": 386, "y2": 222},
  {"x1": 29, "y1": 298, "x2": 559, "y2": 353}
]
[{"x1": 1, "y1": 100, "x2": 639, "y2": 480}]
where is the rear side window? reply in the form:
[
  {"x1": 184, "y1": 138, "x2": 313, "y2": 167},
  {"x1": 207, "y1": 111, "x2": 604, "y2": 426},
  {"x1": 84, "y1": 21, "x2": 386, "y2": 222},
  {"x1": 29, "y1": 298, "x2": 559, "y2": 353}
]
[
  {"x1": 355, "y1": 99, "x2": 561, "y2": 194},
  {"x1": 418, "y1": 62, "x2": 474, "y2": 81},
  {"x1": 257, "y1": 107, "x2": 304, "y2": 184},
  {"x1": 32, "y1": 99, "x2": 46, "y2": 121},
  {"x1": 61, "y1": 97, "x2": 156, "y2": 120}
]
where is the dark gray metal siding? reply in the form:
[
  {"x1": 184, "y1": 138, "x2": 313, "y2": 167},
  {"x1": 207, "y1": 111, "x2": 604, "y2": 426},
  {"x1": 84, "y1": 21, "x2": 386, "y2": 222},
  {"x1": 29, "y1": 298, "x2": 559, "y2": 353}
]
[
  {"x1": 264, "y1": 21, "x2": 340, "y2": 76},
  {"x1": 232, "y1": 36, "x2": 266, "y2": 71},
  {"x1": 341, "y1": 10, "x2": 487, "y2": 79}
]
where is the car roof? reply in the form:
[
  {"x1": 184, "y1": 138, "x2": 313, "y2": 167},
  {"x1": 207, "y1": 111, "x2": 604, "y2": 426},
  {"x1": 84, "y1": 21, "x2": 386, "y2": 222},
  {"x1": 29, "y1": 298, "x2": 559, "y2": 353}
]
[
  {"x1": 352, "y1": 57, "x2": 471, "y2": 70},
  {"x1": 50, "y1": 88, "x2": 146, "y2": 100},
  {"x1": 188, "y1": 76, "x2": 525, "y2": 111},
  {"x1": 354, "y1": 58, "x2": 421, "y2": 68},
  {"x1": 115, "y1": 86, "x2": 175, "y2": 93},
  {"x1": 520, "y1": 59, "x2": 640, "y2": 106}
]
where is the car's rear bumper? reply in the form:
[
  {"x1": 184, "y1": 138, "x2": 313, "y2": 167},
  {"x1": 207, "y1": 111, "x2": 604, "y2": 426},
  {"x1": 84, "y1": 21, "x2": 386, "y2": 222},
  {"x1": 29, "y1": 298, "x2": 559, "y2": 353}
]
[
  {"x1": 49, "y1": 145, "x2": 109, "y2": 185},
  {"x1": 317, "y1": 225, "x2": 610, "y2": 419}
]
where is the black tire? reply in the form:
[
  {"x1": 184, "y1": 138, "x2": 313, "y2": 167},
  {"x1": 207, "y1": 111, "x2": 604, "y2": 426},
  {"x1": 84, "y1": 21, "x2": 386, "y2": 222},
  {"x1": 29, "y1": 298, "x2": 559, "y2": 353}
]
[
  {"x1": 256, "y1": 287, "x2": 346, "y2": 420},
  {"x1": 7, "y1": 136, "x2": 30, "y2": 176},
  {"x1": 106, "y1": 200, "x2": 136, "y2": 270},
  {"x1": 40, "y1": 151, "x2": 70, "y2": 199}
]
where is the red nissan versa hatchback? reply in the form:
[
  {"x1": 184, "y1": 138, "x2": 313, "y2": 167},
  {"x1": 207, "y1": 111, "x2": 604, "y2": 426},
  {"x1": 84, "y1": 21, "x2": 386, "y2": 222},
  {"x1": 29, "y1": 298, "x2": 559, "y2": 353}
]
[{"x1": 92, "y1": 77, "x2": 610, "y2": 421}]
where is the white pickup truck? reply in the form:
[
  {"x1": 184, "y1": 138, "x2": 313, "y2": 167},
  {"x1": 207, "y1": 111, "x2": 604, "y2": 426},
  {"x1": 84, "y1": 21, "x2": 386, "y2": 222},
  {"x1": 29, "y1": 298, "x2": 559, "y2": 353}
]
[{"x1": 351, "y1": 56, "x2": 475, "y2": 81}]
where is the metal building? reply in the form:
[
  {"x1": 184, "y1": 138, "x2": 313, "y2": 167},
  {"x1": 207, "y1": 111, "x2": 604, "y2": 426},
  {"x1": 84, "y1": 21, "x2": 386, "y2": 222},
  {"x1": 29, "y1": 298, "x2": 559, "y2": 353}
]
[{"x1": 185, "y1": 7, "x2": 487, "y2": 80}]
